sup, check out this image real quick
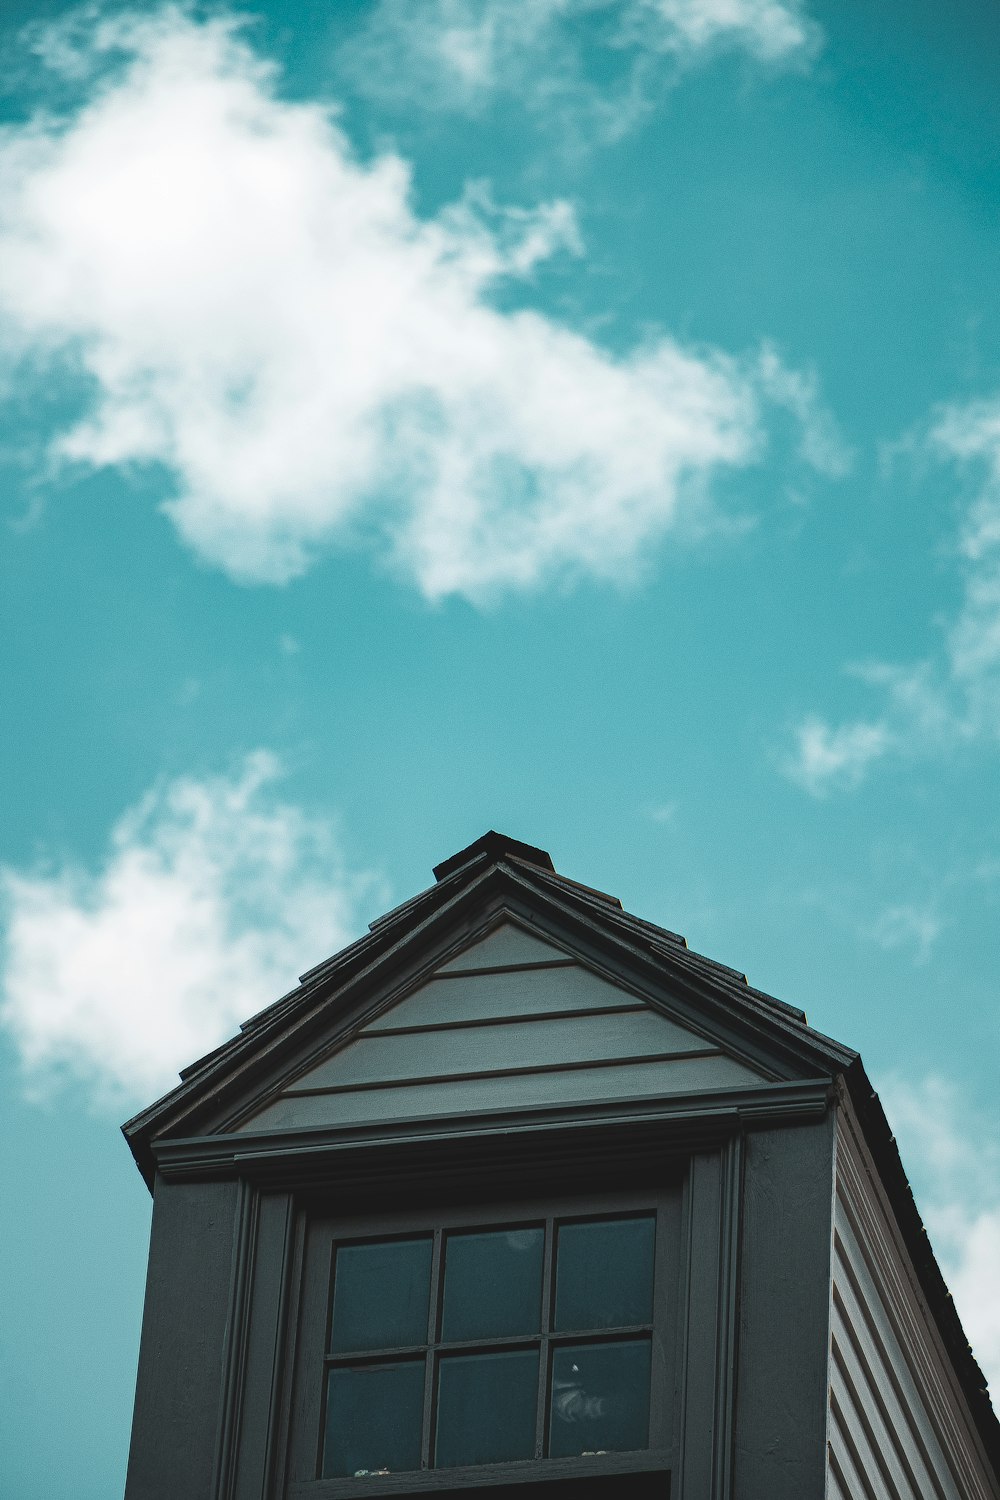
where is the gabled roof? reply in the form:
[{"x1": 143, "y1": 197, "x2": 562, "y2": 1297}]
[
  {"x1": 123, "y1": 830, "x2": 856, "y2": 1180},
  {"x1": 120, "y1": 830, "x2": 997, "y2": 1475}
]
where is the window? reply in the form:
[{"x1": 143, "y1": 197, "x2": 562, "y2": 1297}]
[{"x1": 316, "y1": 1201, "x2": 672, "y2": 1487}]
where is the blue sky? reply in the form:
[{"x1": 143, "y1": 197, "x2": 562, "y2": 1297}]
[{"x1": 1, "y1": 1, "x2": 999, "y2": 1493}]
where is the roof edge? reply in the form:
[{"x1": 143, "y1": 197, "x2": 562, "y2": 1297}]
[
  {"x1": 433, "y1": 831, "x2": 555, "y2": 882},
  {"x1": 841, "y1": 1060, "x2": 1000, "y2": 1480}
]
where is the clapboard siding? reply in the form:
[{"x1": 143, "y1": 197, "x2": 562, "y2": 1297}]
[
  {"x1": 286, "y1": 1008, "x2": 712, "y2": 1091},
  {"x1": 828, "y1": 1105, "x2": 998, "y2": 1500},
  {"x1": 364, "y1": 964, "x2": 653, "y2": 1030},
  {"x1": 237, "y1": 1052, "x2": 765, "y2": 1131},
  {"x1": 830, "y1": 1360, "x2": 897, "y2": 1500},
  {"x1": 437, "y1": 921, "x2": 571, "y2": 970},
  {"x1": 236, "y1": 945, "x2": 772, "y2": 1135},
  {"x1": 833, "y1": 1243, "x2": 951, "y2": 1498},
  {"x1": 831, "y1": 1319, "x2": 928, "y2": 1499},
  {"x1": 828, "y1": 1394, "x2": 880, "y2": 1500}
]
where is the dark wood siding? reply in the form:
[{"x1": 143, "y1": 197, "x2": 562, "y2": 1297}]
[{"x1": 828, "y1": 1102, "x2": 999, "y2": 1500}]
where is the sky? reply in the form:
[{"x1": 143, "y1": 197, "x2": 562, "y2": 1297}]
[{"x1": 0, "y1": 0, "x2": 999, "y2": 1493}]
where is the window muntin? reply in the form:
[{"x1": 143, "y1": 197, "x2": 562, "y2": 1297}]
[{"x1": 321, "y1": 1212, "x2": 657, "y2": 1479}]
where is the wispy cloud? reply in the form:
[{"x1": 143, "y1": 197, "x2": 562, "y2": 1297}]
[
  {"x1": 868, "y1": 900, "x2": 942, "y2": 965},
  {"x1": 797, "y1": 852, "x2": 1000, "y2": 967},
  {"x1": 0, "y1": 7, "x2": 841, "y2": 603},
  {"x1": 784, "y1": 397, "x2": 1000, "y2": 794},
  {"x1": 880, "y1": 1074, "x2": 1000, "y2": 1395},
  {"x1": 341, "y1": 0, "x2": 821, "y2": 137},
  {"x1": 0, "y1": 753, "x2": 374, "y2": 1104}
]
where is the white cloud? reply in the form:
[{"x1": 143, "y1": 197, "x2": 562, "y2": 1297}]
[
  {"x1": 342, "y1": 0, "x2": 820, "y2": 130},
  {"x1": 640, "y1": 0, "x2": 817, "y2": 59},
  {"x1": 785, "y1": 397, "x2": 1000, "y2": 794},
  {"x1": 0, "y1": 753, "x2": 374, "y2": 1104},
  {"x1": 0, "y1": 6, "x2": 840, "y2": 603},
  {"x1": 783, "y1": 716, "x2": 893, "y2": 795},
  {"x1": 880, "y1": 1075, "x2": 1000, "y2": 1396}
]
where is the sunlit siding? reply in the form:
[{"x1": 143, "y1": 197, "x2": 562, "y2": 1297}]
[{"x1": 828, "y1": 1106, "x2": 998, "y2": 1500}]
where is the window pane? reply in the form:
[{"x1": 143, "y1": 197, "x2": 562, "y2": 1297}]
[
  {"x1": 436, "y1": 1348, "x2": 540, "y2": 1467},
  {"x1": 549, "y1": 1340, "x2": 651, "y2": 1457},
  {"x1": 323, "y1": 1360, "x2": 424, "y2": 1477},
  {"x1": 554, "y1": 1217, "x2": 654, "y2": 1332},
  {"x1": 441, "y1": 1227, "x2": 544, "y2": 1342},
  {"x1": 330, "y1": 1237, "x2": 432, "y2": 1353}
]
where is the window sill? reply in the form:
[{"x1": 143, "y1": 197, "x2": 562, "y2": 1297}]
[{"x1": 290, "y1": 1449, "x2": 671, "y2": 1499}]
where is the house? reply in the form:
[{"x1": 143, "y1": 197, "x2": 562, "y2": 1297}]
[{"x1": 122, "y1": 831, "x2": 1000, "y2": 1500}]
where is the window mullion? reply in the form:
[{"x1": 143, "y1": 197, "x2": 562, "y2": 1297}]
[
  {"x1": 420, "y1": 1229, "x2": 444, "y2": 1467},
  {"x1": 534, "y1": 1216, "x2": 556, "y2": 1459}
]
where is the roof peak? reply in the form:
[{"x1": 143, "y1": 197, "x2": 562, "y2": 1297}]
[{"x1": 432, "y1": 830, "x2": 555, "y2": 883}]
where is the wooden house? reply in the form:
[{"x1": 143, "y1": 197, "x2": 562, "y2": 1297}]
[{"x1": 122, "y1": 831, "x2": 1000, "y2": 1500}]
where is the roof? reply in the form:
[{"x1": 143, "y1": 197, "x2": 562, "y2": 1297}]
[
  {"x1": 125, "y1": 830, "x2": 855, "y2": 1156},
  {"x1": 121, "y1": 829, "x2": 998, "y2": 1476}
]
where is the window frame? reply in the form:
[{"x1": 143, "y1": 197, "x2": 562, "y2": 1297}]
[{"x1": 286, "y1": 1184, "x2": 683, "y2": 1498}]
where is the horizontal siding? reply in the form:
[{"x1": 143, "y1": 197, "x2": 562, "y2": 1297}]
[
  {"x1": 826, "y1": 1460, "x2": 851, "y2": 1500},
  {"x1": 364, "y1": 964, "x2": 649, "y2": 1030},
  {"x1": 832, "y1": 1209, "x2": 961, "y2": 1499},
  {"x1": 828, "y1": 1393, "x2": 881, "y2": 1500},
  {"x1": 828, "y1": 1110, "x2": 997, "y2": 1500},
  {"x1": 437, "y1": 923, "x2": 570, "y2": 971},
  {"x1": 833, "y1": 1231, "x2": 951, "y2": 1498},
  {"x1": 237, "y1": 1052, "x2": 765, "y2": 1132},
  {"x1": 831, "y1": 1324, "x2": 923, "y2": 1500},
  {"x1": 826, "y1": 1460, "x2": 855, "y2": 1500},
  {"x1": 287, "y1": 1008, "x2": 714, "y2": 1091}
]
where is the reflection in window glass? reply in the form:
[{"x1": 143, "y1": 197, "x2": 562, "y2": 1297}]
[
  {"x1": 330, "y1": 1237, "x2": 432, "y2": 1353},
  {"x1": 436, "y1": 1348, "x2": 539, "y2": 1468},
  {"x1": 324, "y1": 1360, "x2": 424, "y2": 1476},
  {"x1": 549, "y1": 1339, "x2": 651, "y2": 1457},
  {"x1": 554, "y1": 1217, "x2": 655, "y2": 1331},
  {"x1": 442, "y1": 1227, "x2": 544, "y2": 1342}
]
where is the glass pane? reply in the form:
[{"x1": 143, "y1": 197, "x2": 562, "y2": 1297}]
[
  {"x1": 554, "y1": 1216, "x2": 654, "y2": 1332},
  {"x1": 549, "y1": 1340, "x2": 651, "y2": 1458},
  {"x1": 435, "y1": 1348, "x2": 540, "y2": 1468},
  {"x1": 330, "y1": 1237, "x2": 432, "y2": 1353},
  {"x1": 441, "y1": 1226, "x2": 544, "y2": 1342},
  {"x1": 323, "y1": 1360, "x2": 424, "y2": 1477}
]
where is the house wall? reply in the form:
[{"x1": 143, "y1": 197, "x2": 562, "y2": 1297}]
[
  {"x1": 125, "y1": 1117, "x2": 849, "y2": 1500},
  {"x1": 828, "y1": 1099, "x2": 998, "y2": 1500},
  {"x1": 731, "y1": 1115, "x2": 836, "y2": 1500},
  {"x1": 124, "y1": 1176, "x2": 243, "y2": 1500}
]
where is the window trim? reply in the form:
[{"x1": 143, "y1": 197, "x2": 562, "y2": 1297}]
[
  {"x1": 288, "y1": 1447, "x2": 674, "y2": 1499},
  {"x1": 199, "y1": 1109, "x2": 759, "y2": 1500}
]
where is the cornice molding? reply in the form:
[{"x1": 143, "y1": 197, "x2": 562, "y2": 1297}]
[{"x1": 151, "y1": 1079, "x2": 832, "y2": 1195}]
